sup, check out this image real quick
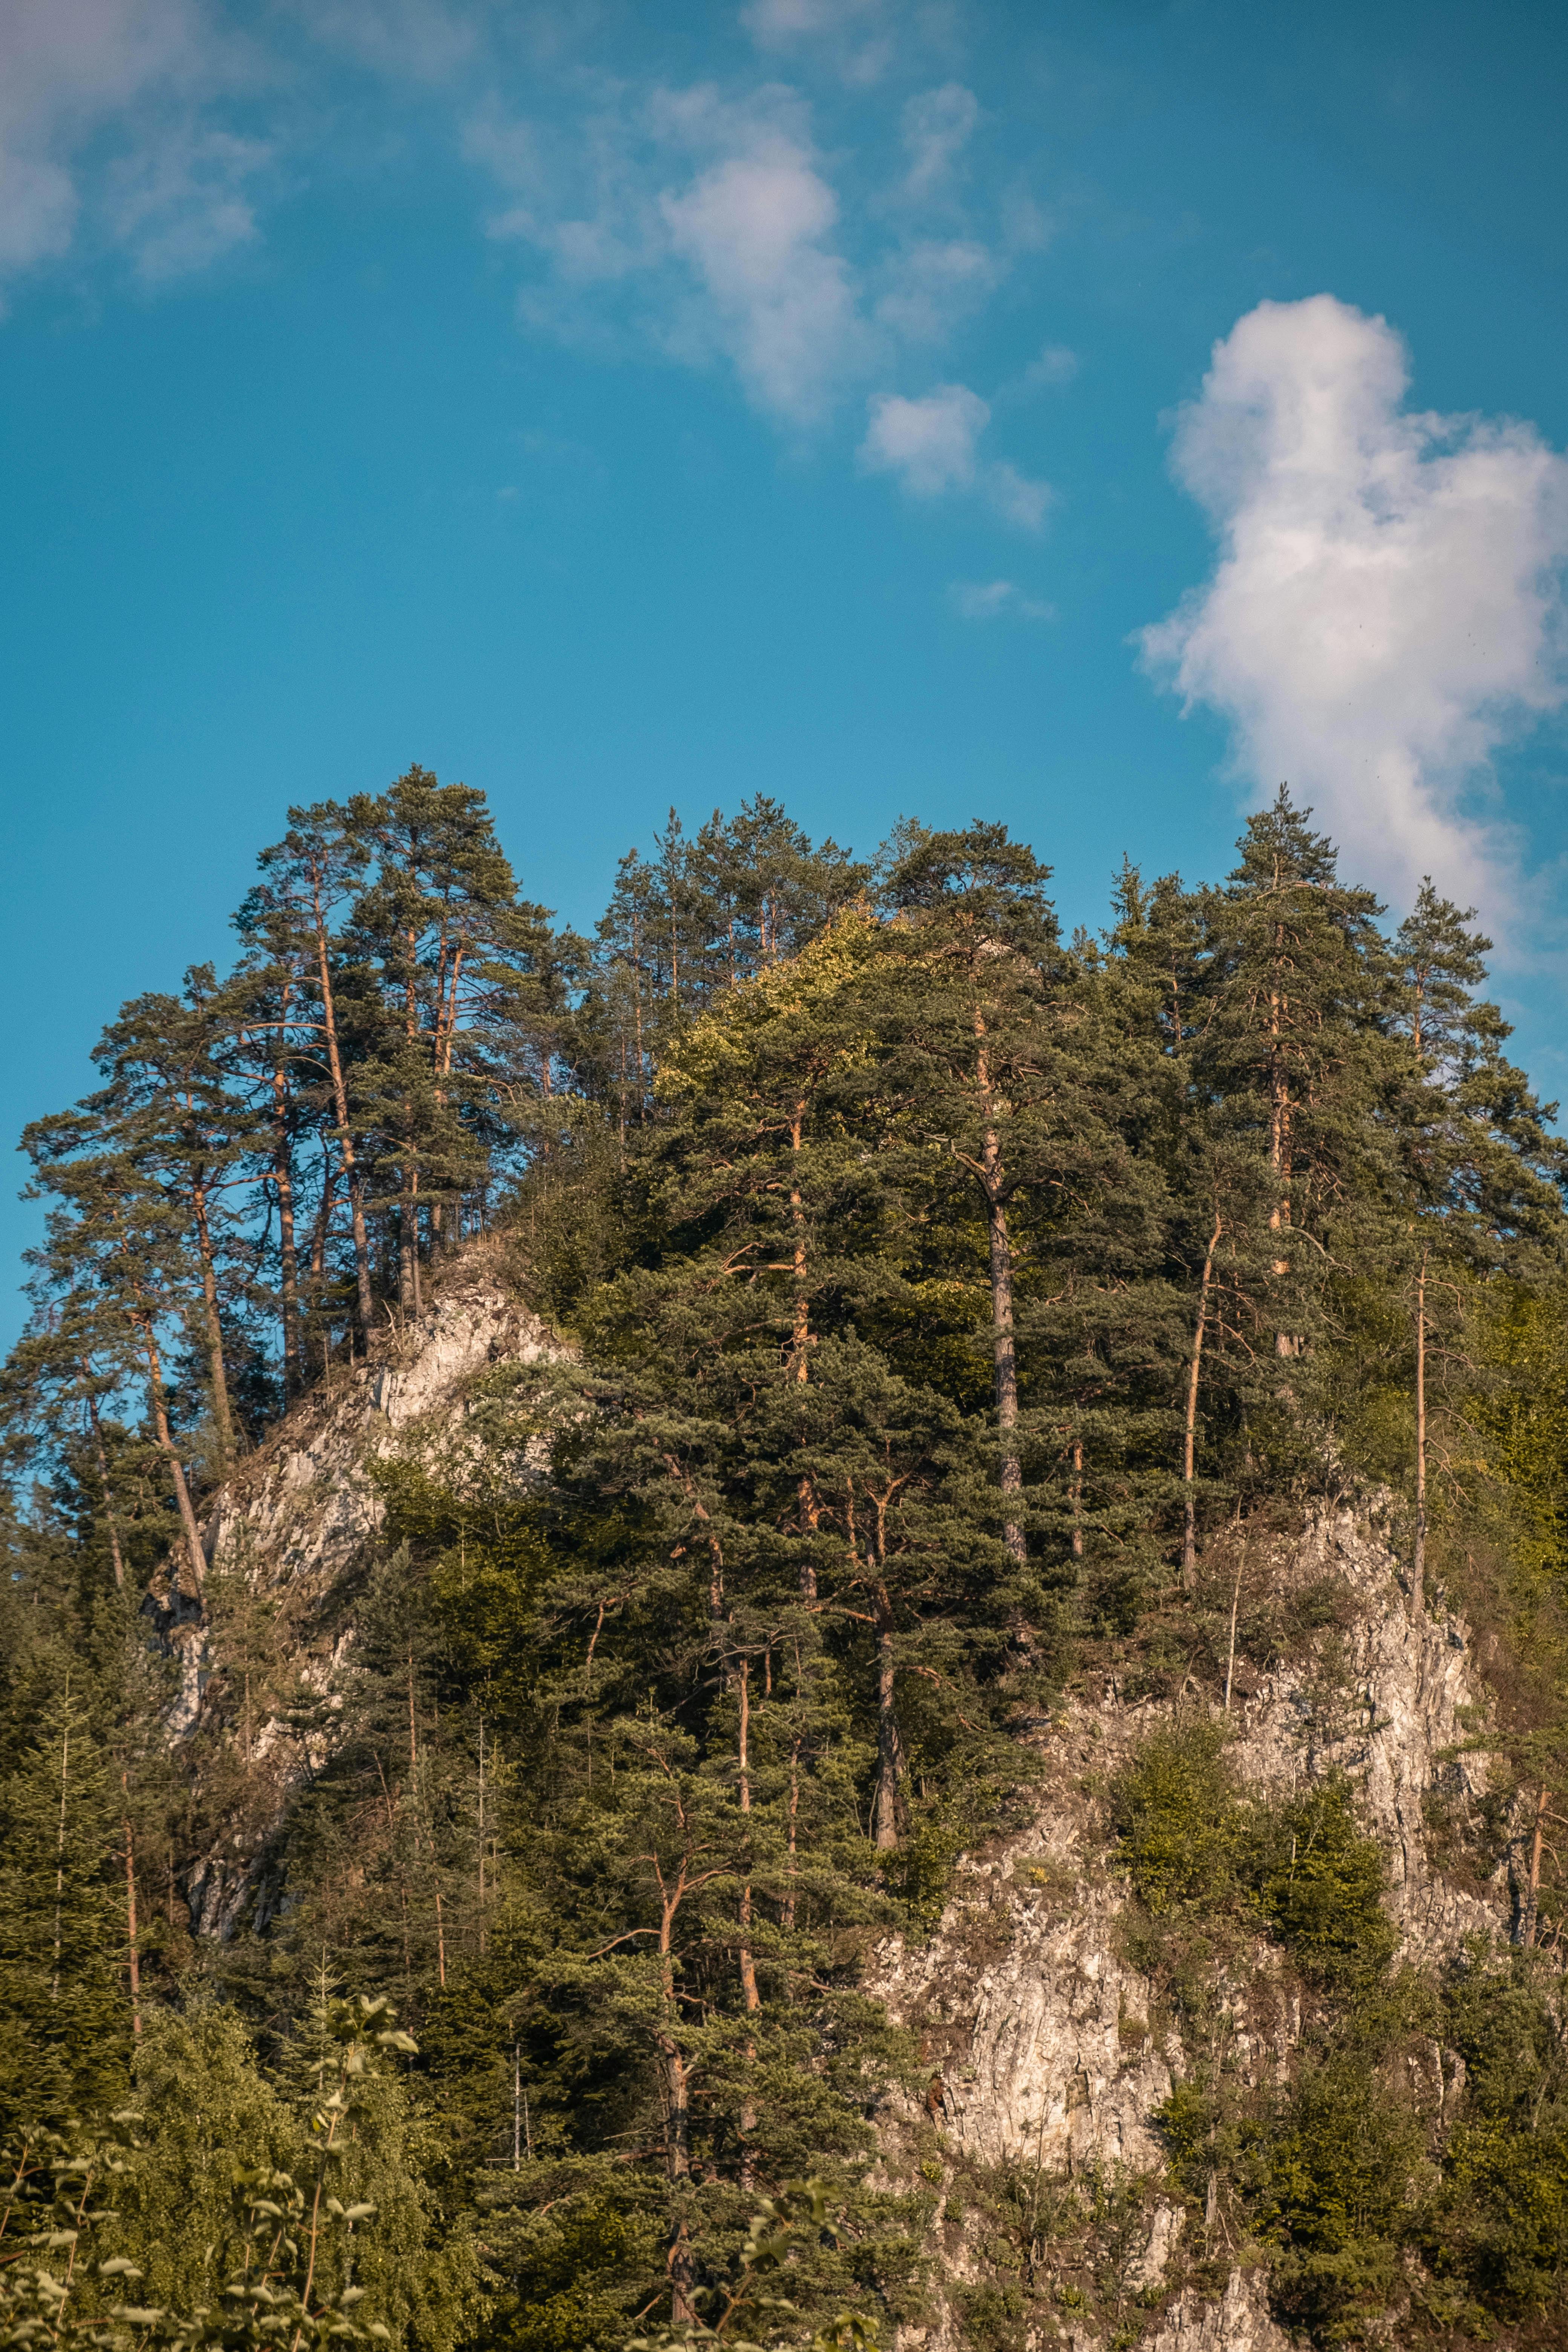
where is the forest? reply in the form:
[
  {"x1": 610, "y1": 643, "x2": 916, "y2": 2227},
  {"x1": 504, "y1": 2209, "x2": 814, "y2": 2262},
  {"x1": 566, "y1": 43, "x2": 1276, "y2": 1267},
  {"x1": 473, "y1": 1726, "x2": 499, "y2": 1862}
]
[{"x1": 4, "y1": 768, "x2": 1568, "y2": 2350}]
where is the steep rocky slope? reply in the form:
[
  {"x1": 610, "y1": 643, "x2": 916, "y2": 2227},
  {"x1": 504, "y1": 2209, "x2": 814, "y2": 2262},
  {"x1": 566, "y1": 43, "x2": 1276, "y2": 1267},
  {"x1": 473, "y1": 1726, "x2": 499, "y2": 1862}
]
[
  {"x1": 873, "y1": 1510, "x2": 1503, "y2": 2350},
  {"x1": 171, "y1": 1267, "x2": 1516, "y2": 2346},
  {"x1": 172, "y1": 1245, "x2": 569, "y2": 1932}
]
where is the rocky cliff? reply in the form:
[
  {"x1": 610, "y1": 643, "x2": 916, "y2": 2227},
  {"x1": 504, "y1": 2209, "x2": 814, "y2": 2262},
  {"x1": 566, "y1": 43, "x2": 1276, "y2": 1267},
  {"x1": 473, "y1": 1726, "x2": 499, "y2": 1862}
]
[
  {"x1": 172, "y1": 1245, "x2": 569, "y2": 1932},
  {"x1": 172, "y1": 1263, "x2": 1517, "y2": 2347},
  {"x1": 873, "y1": 1510, "x2": 1504, "y2": 2351}
]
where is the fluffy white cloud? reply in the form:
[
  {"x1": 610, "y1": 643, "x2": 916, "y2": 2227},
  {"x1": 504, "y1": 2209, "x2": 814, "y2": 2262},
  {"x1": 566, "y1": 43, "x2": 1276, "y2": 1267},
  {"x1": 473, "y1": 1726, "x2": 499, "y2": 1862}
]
[
  {"x1": 861, "y1": 382, "x2": 1050, "y2": 527},
  {"x1": 0, "y1": 0, "x2": 267, "y2": 291},
  {"x1": 862, "y1": 381, "x2": 986, "y2": 493},
  {"x1": 660, "y1": 110, "x2": 867, "y2": 426},
  {"x1": 1141, "y1": 295, "x2": 1568, "y2": 921},
  {"x1": 950, "y1": 577, "x2": 1054, "y2": 621}
]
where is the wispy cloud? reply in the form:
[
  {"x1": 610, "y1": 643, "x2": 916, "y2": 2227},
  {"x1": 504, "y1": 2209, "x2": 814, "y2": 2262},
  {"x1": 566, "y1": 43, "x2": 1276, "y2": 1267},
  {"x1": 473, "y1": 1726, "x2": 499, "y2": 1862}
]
[
  {"x1": 1017, "y1": 340, "x2": 1077, "y2": 390},
  {"x1": 107, "y1": 120, "x2": 270, "y2": 281},
  {"x1": 1140, "y1": 294, "x2": 1568, "y2": 926},
  {"x1": 861, "y1": 382, "x2": 1050, "y2": 527},
  {"x1": 950, "y1": 577, "x2": 1054, "y2": 620},
  {"x1": 899, "y1": 82, "x2": 978, "y2": 201},
  {"x1": 874, "y1": 235, "x2": 1003, "y2": 342},
  {"x1": 0, "y1": 0, "x2": 265, "y2": 292},
  {"x1": 740, "y1": 0, "x2": 895, "y2": 86},
  {"x1": 0, "y1": 2, "x2": 1058, "y2": 554},
  {"x1": 286, "y1": 0, "x2": 479, "y2": 81}
]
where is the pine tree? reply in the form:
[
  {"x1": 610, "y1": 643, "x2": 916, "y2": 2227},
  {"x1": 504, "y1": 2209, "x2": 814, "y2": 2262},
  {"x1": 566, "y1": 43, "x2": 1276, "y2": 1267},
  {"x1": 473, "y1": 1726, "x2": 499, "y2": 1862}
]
[
  {"x1": 0, "y1": 1672, "x2": 130, "y2": 2131},
  {"x1": 1387, "y1": 880, "x2": 1566, "y2": 1612}
]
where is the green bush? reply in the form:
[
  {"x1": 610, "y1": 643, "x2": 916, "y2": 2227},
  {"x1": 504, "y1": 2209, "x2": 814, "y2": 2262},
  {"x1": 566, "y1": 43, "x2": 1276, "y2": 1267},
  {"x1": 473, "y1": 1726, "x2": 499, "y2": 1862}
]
[
  {"x1": 1108, "y1": 1719, "x2": 1247, "y2": 1916},
  {"x1": 1259, "y1": 2056, "x2": 1425, "y2": 2345},
  {"x1": 1257, "y1": 1780, "x2": 1397, "y2": 1991}
]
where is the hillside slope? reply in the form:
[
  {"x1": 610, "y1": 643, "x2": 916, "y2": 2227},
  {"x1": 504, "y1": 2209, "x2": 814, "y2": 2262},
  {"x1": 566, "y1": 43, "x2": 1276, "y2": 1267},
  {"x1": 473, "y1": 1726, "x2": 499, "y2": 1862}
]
[{"x1": 162, "y1": 1257, "x2": 1533, "y2": 2347}]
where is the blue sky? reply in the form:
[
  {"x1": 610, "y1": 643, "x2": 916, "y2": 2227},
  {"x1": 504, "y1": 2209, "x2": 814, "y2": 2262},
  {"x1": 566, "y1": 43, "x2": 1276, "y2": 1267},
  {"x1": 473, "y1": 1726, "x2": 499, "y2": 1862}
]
[{"x1": 6, "y1": 0, "x2": 1568, "y2": 1343}]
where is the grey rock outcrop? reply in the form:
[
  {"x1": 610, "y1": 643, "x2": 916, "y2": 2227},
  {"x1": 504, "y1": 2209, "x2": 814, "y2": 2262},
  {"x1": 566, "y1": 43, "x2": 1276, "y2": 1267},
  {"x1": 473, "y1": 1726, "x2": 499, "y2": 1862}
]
[
  {"x1": 878, "y1": 1504, "x2": 1503, "y2": 2347},
  {"x1": 174, "y1": 1246, "x2": 569, "y2": 1933},
  {"x1": 200, "y1": 1248, "x2": 568, "y2": 1609}
]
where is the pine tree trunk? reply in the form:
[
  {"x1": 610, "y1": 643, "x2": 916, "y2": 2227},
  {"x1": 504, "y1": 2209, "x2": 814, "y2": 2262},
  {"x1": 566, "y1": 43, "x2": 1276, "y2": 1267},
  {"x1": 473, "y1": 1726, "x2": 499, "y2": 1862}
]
[
  {"x1": 788, "y1": 1102, "x2": 821, "y2": 1597},
  {"x1": 309, "y1": 881, "x2": 375, "y2": 1331},
  {"x1": 82, "y1": 1372, "x2": 125, "y2": 1590},
  {"x1": 1268, "y1": 963, "x2": 1298, "y2": 1355},
  {"x1": 656, "y1": 1865, "x2": 697, "y2": 2323},
  {"x1": 1182, "y1": 1210, "x2": 1222, "y2": 1589},
  {"x1": 986, "y1": 1190, "x2": 1027, "y2": 1549},
  {"x1": 1412, "y1": 1246, "x2": 1428, "y2": 1623},
  {"x1": 398, "y1": 1157, "x2": 416, "y2": 1315},
  {"x1": 272, "y1": 1047, "x2": 302, "y2": 1393},
  {"x1": 137, "y1": 1316, "x2": 207, "y2": 1594},
  {"x1": 873, "y1": 1584, "x2": 901, "y2": 1850},
  {"x1": 974, "y1": 1027, "x2": 1028, "y2": 1568},
  {"x1": 189, "y1": 1177, "x2": 235, "y2": 1461}
]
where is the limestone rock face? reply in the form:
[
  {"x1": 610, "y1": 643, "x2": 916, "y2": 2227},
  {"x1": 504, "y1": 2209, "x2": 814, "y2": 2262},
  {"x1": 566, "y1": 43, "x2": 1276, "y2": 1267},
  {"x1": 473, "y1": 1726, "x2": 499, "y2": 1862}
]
[
  {"x1": 174, "y1": 1246, "x2": 569, "y2": 1933},
  {"x1": 1145, "y1": 2268, "x2": 1292, "y2": 2351},
  {"x1": 877, "y1": 1506, "x2": 1503, "y2": 2348},
  {"x1": 200, "y1": 1250, "x2": 568, "y2": 1609}
]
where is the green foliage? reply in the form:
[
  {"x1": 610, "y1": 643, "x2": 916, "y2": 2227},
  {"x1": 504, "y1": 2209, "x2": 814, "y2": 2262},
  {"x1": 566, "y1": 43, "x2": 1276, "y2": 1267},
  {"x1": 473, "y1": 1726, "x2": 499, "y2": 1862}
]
[
  {"x1": 0, "y1": 1675, "x2": 130, "y2": 2133},
  {"x1": 11, "y1": 784, "x2": 1568, "y2": 2352},
  {"x1": 1109, "y1": 1718, "x2": 1243, "y2": 1917},
  {"x1": 0, "y1": 1992, "x2": 474, "y2": 2352},
  {"x1": 1259, "y1": 2056, "x2": 1427, "y2": 2345},
  {"x1": 1423, "y1": 1949, "x2": 1568, "y2": 2321},
  {"x1": 1256, "y1": 1782, "x2": 1398, "y2": 1991}
]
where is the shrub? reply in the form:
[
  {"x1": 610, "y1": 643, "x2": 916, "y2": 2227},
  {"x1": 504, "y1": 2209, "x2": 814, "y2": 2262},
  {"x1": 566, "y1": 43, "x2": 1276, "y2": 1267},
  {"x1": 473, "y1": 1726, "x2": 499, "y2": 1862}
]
[
  {"x1": 1256, "y1": 1780, "x2": 1396, "y2": 1991},
  {"x1": 1108, "y1": 1719, "x2": 1246, "y2": 1916}
]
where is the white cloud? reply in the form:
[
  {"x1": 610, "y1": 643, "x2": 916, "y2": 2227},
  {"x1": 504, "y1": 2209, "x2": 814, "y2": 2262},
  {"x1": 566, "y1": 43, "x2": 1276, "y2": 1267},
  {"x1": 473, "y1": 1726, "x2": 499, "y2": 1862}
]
[
  {"x1": 108, "y1": 121, "x2": 270, "y2": 280},
  {"x1": 987, "y1": 461, "x2": 1051, "y2": 530},
  {"x1": 740, "y1": 0, "x2": 893, "y2": 83},
  {"x1": 659, "y1": 110, "x2": 866, "y2": 426},
  {"x1": 950, "y1": 577, "x2": 1054, "y2": 621},
  {"x1": 1018, "y1": 341, "x2": 1077, "y2": 390},
  {"x1": 1141, "y1": 296, "x2": 1568, "y2": 922},
  {"x1": 472, "y1": 84, "x2": 873, "y2": 430},
  {"x1": 286, "y1": 0, "x2": 479, "y2": 80},
  {"x1": 900, "y1": 82, "x2": 978, "y2": 201},
  {"x1": 0, "y1": 0, "x2": 266, "y2": 292},
  {"x1": 862, "y1": 381, "x2": 986, "y2": 494},
  {"x1": 875, "y1": 235, "x2": 1001, "y2": 342},
  {"x1": 861, "y1": 382, "x2": 1050, "y2": 528}
]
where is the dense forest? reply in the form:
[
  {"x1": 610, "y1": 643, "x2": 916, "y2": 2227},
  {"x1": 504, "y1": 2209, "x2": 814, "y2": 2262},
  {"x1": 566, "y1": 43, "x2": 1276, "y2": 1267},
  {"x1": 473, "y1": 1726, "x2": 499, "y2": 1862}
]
[{"x1": 5, "y1": 770, "x2": 1568, "y2": 2350}]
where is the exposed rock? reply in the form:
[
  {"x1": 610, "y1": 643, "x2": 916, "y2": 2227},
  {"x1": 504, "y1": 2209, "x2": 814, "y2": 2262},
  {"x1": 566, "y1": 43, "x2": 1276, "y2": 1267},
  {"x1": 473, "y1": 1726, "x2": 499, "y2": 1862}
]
[
  {"x1": 164, "y1": 1271, "x2": 1509, "y2": 2335},
  {"x1": 202, "y1": 1245, "x2": 568, "y2": 1606},
  {"x1": 173, "y1": 1245, "x2": 570, "y2": 1932},
  {"x1": 1146, "y1": 2266, "x2": 1290, "y2": 2351},
  {"x1": 878, "y1": 1503, "x2": 1504, "y2": 2347}
]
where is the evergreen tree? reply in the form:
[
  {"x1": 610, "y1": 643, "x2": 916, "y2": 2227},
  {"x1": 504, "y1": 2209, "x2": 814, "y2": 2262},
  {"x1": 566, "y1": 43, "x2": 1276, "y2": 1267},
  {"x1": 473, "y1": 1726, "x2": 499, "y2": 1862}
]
[{"x1": 0, "y1": 1672, "x2": 130, "y2": 2132}]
